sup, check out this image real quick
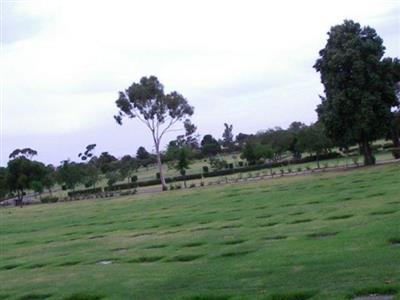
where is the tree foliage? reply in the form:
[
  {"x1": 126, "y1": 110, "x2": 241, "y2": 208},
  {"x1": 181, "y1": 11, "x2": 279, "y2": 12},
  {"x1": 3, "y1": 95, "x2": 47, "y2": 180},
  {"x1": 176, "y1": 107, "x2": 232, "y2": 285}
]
[
  {"x1": 201, "y1": 134, "x2": 221, "y2": 157},
  {"x1": 6, "y1": 156, "x2": 47, "y2": 206},
  {"x1": 314, "y1": 20, "x2": 399, "y2": 165}
]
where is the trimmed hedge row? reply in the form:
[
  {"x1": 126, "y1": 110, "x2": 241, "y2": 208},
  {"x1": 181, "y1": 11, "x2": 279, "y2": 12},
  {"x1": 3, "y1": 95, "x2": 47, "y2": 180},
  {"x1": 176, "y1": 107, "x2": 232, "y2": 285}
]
[
  {"x1": 68, "y1": 187, "x2": 102, "y2": 197},
  {"x1": 99, "y1": 152, "x2": 343, "y2": 192}
]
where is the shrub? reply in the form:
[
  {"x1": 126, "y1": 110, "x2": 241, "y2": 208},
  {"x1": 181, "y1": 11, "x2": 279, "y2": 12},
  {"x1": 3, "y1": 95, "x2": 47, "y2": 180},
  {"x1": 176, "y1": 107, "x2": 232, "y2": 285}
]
[
  {"x1": 189, "y1": 183, "x2": 196, "y2": 188},
  {"x1": 175, "y1": 184, "x2": 182, "y2": 189},
  {"x1": 169, "y1": 184, "x2": 175, "y2": 190},
  {"x1": 297, "y1": 167, "x2": 302, "y2": 172},
  {"x1": 280, "y1": 169, "x2": 284, "y2": 176},
  {"x1": 200, "y1": 181, "x2": 204, "y2": 187},
  {"x1": 40, "y1": 196, "x2": 58, "y2": 203},
  {"x1": 156, "y1": 172, "x2": 160, "y2": 179},
  {"x1": 202, "y1": 166, "x2": 209, "y2": 173},
  {"x1": 68, "y1": 187, "x2": 102, "y2": 198},
  {"x1": 120, "y1": 189, "x2": 137, "y2": 196},
  {"x1": 306, "y1": 166, "x2": 311, "y2": 171},
  {"x1": 238, "y1": 161, "x2": 244, "y2": 167},
  {"x1": 383, "y1": 142, "x2": 394, "y2": 149},
  {"x1": 287, "y1": 168, "x2": 292, "y2": 173},
  {"x1": 228, "y1": 163, "x2": 234, "y2": 169},
  {"x1": 131, "y1": 175, "x2": 138, "y2": 182}
]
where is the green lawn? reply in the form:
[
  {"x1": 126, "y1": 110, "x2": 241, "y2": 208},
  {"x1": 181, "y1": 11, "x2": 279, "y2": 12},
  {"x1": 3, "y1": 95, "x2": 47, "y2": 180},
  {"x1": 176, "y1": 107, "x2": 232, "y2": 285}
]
[{"x1": 1, "y1": 164, "x2": 399, "y2": 300}]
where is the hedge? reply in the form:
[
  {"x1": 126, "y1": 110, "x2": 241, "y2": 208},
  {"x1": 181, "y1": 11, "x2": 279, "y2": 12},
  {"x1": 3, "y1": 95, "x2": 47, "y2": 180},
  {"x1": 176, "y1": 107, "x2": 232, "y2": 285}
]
[
  {"x1": 68, "y1": 152, "x2": 344, "y2": 195},
  {"x1": 102, "y1": 152, "x2": 343, "y2": 191},
  {"x1": 68, "y1": 187, "x2": 103, "y2": 197}
]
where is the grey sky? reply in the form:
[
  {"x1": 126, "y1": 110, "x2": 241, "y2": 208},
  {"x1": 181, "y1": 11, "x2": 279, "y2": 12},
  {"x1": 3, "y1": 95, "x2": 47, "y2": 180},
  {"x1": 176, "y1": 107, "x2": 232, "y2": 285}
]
[{"x1": 1, "y1": 0, "x2": 399, "y2": 166}]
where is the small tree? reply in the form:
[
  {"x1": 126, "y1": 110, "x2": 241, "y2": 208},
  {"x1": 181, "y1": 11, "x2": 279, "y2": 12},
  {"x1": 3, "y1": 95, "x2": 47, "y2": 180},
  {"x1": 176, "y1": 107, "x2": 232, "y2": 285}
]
[
  {"x1": 114, "y1": 76, "x2": 194, "y2": 190},
  {"x1": 174, "y1": 146, "x2": 191, "y2": 188}
]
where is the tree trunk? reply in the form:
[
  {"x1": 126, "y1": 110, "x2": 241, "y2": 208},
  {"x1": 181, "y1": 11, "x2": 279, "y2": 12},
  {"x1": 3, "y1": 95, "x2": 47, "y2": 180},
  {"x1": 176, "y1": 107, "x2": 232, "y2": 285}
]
[
  {"x1": 360, "y1": 139, "x2": 375, "y2": 165},
  {"x1": 391, "y1": 128, "x2": 400, "y2": 159},
  {"x1": 155, "y1": 142, "x2": 167, "y2": 191},
  {"x1": 316, "y1": 152, "x2": 320, "y2": 169},
  {"x1": 17, "y1": 190, "x2": 23, "y2": 208}
]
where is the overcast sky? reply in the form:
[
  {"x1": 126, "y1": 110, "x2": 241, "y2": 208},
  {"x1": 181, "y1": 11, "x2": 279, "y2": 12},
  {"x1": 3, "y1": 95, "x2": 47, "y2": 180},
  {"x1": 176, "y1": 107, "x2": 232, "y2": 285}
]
[{"x1": 1, "y1": 0, "x2": 399, "y2": 166}]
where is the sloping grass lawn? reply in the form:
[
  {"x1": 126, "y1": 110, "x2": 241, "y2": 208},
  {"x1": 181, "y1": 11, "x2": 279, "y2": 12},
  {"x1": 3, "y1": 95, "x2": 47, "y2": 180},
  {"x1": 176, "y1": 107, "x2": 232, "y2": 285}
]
[{"x1": 1, "y1": 164, "x2": 399, "y2": 300}]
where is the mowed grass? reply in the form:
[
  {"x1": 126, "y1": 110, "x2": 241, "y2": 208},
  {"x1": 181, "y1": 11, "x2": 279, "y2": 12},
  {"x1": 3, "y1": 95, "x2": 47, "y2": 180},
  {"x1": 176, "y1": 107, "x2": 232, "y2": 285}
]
[{"x1": 0, "y1": 164, "x2": 399, "y2": 300}]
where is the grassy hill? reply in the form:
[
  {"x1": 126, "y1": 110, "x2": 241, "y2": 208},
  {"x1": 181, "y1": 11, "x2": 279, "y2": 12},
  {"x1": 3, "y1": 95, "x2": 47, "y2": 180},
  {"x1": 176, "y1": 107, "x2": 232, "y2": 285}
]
[{"x1": 1, "y1": 163, "x2": 399, "y2": 300}]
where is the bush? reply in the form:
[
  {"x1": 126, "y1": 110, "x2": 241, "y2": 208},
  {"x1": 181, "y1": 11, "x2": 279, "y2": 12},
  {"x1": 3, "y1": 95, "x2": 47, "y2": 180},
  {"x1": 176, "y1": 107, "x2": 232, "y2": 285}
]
[
  {"x1": 156, "y1": 172, "x2": 160, "y2": 179},
  {"x1": 383, "y1": 142, "x2": 395, "y2": 149},
  {"x1": 238, "y1": 161, "x2": 244, "y2": 167},
  {"x1": 175, "y1": 184, "x2": 182, "y2": 189},
  {"x1": 169, "y1": 184, "x2": 175, "y2": 190},
  {"x1": 200, "y1": 181, "x2": 204, "y2": 187},
  {"x1": 68, "y1": 187, "x2": 102, "y2": 198},
  {"x1": 297, "y1": 167, "x2": 302, "y2": 172},
  {"x1": 228, "y1": 163, "x2": 234, "y2": 169},
  {"x1": 287, "y1": 168, "x2": 292, "y2": 173},
  {"x1": 202, "y1": 166, "x2": 209, "y2": 173},
  {"x1": 120, "y1": 189, "x2": 137, "y2": 196},
  {"x1": 131, "y1": 175, "x2": 138, "y2": 182},
  {"x1": 189, "y1": 183, "x2": 196, "y2": 188},
  {"x1": 41, "y1": 196, "x2": 58, "y2": 203}
]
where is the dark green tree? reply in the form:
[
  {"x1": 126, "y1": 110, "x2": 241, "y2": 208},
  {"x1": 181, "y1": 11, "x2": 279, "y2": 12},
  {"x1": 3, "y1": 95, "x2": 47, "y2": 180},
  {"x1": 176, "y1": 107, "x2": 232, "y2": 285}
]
[
  {"x1": 258, "y1": 128, "x2": 292, "y2": 162},
  {"x1": 114, "y1": 76, "x2": 194, "y2": 191},
  {"x1": 0, "y1": 167, "x2": 8, "y2": 199},
  {"x1": 314, "y1": 20, "x2": 399, "y2": 165},
  {"x1": 42, "y1": 164, "x2": 56, "y2": 196},
  {"x1": 201, "y1": 134, "x2": 221, "y2": 157},
  {"x1": 94, "y1": 152, "x2": 117, "y2": 173},
  {"x1": 221, "y1": 123, "x2": 234, "y2": 152},
  {"x1": 136, "y1": 146, "x2": 150, "y2": 161},
  {"x1": 241, "y1": 142, "x2": 273, "y2": 165},
  {"x1": 297, "y1": 123, "x2": 332, "y2": 168},
  {"x1": 6, "y1": 156, "x2": 47, "y2": 207},
  {"x1": 56, "y1": 160, "x2": 84, "y2": 191},
  {"x1": 119, "y1": 155, "x2": 139, "y2": 182}
]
